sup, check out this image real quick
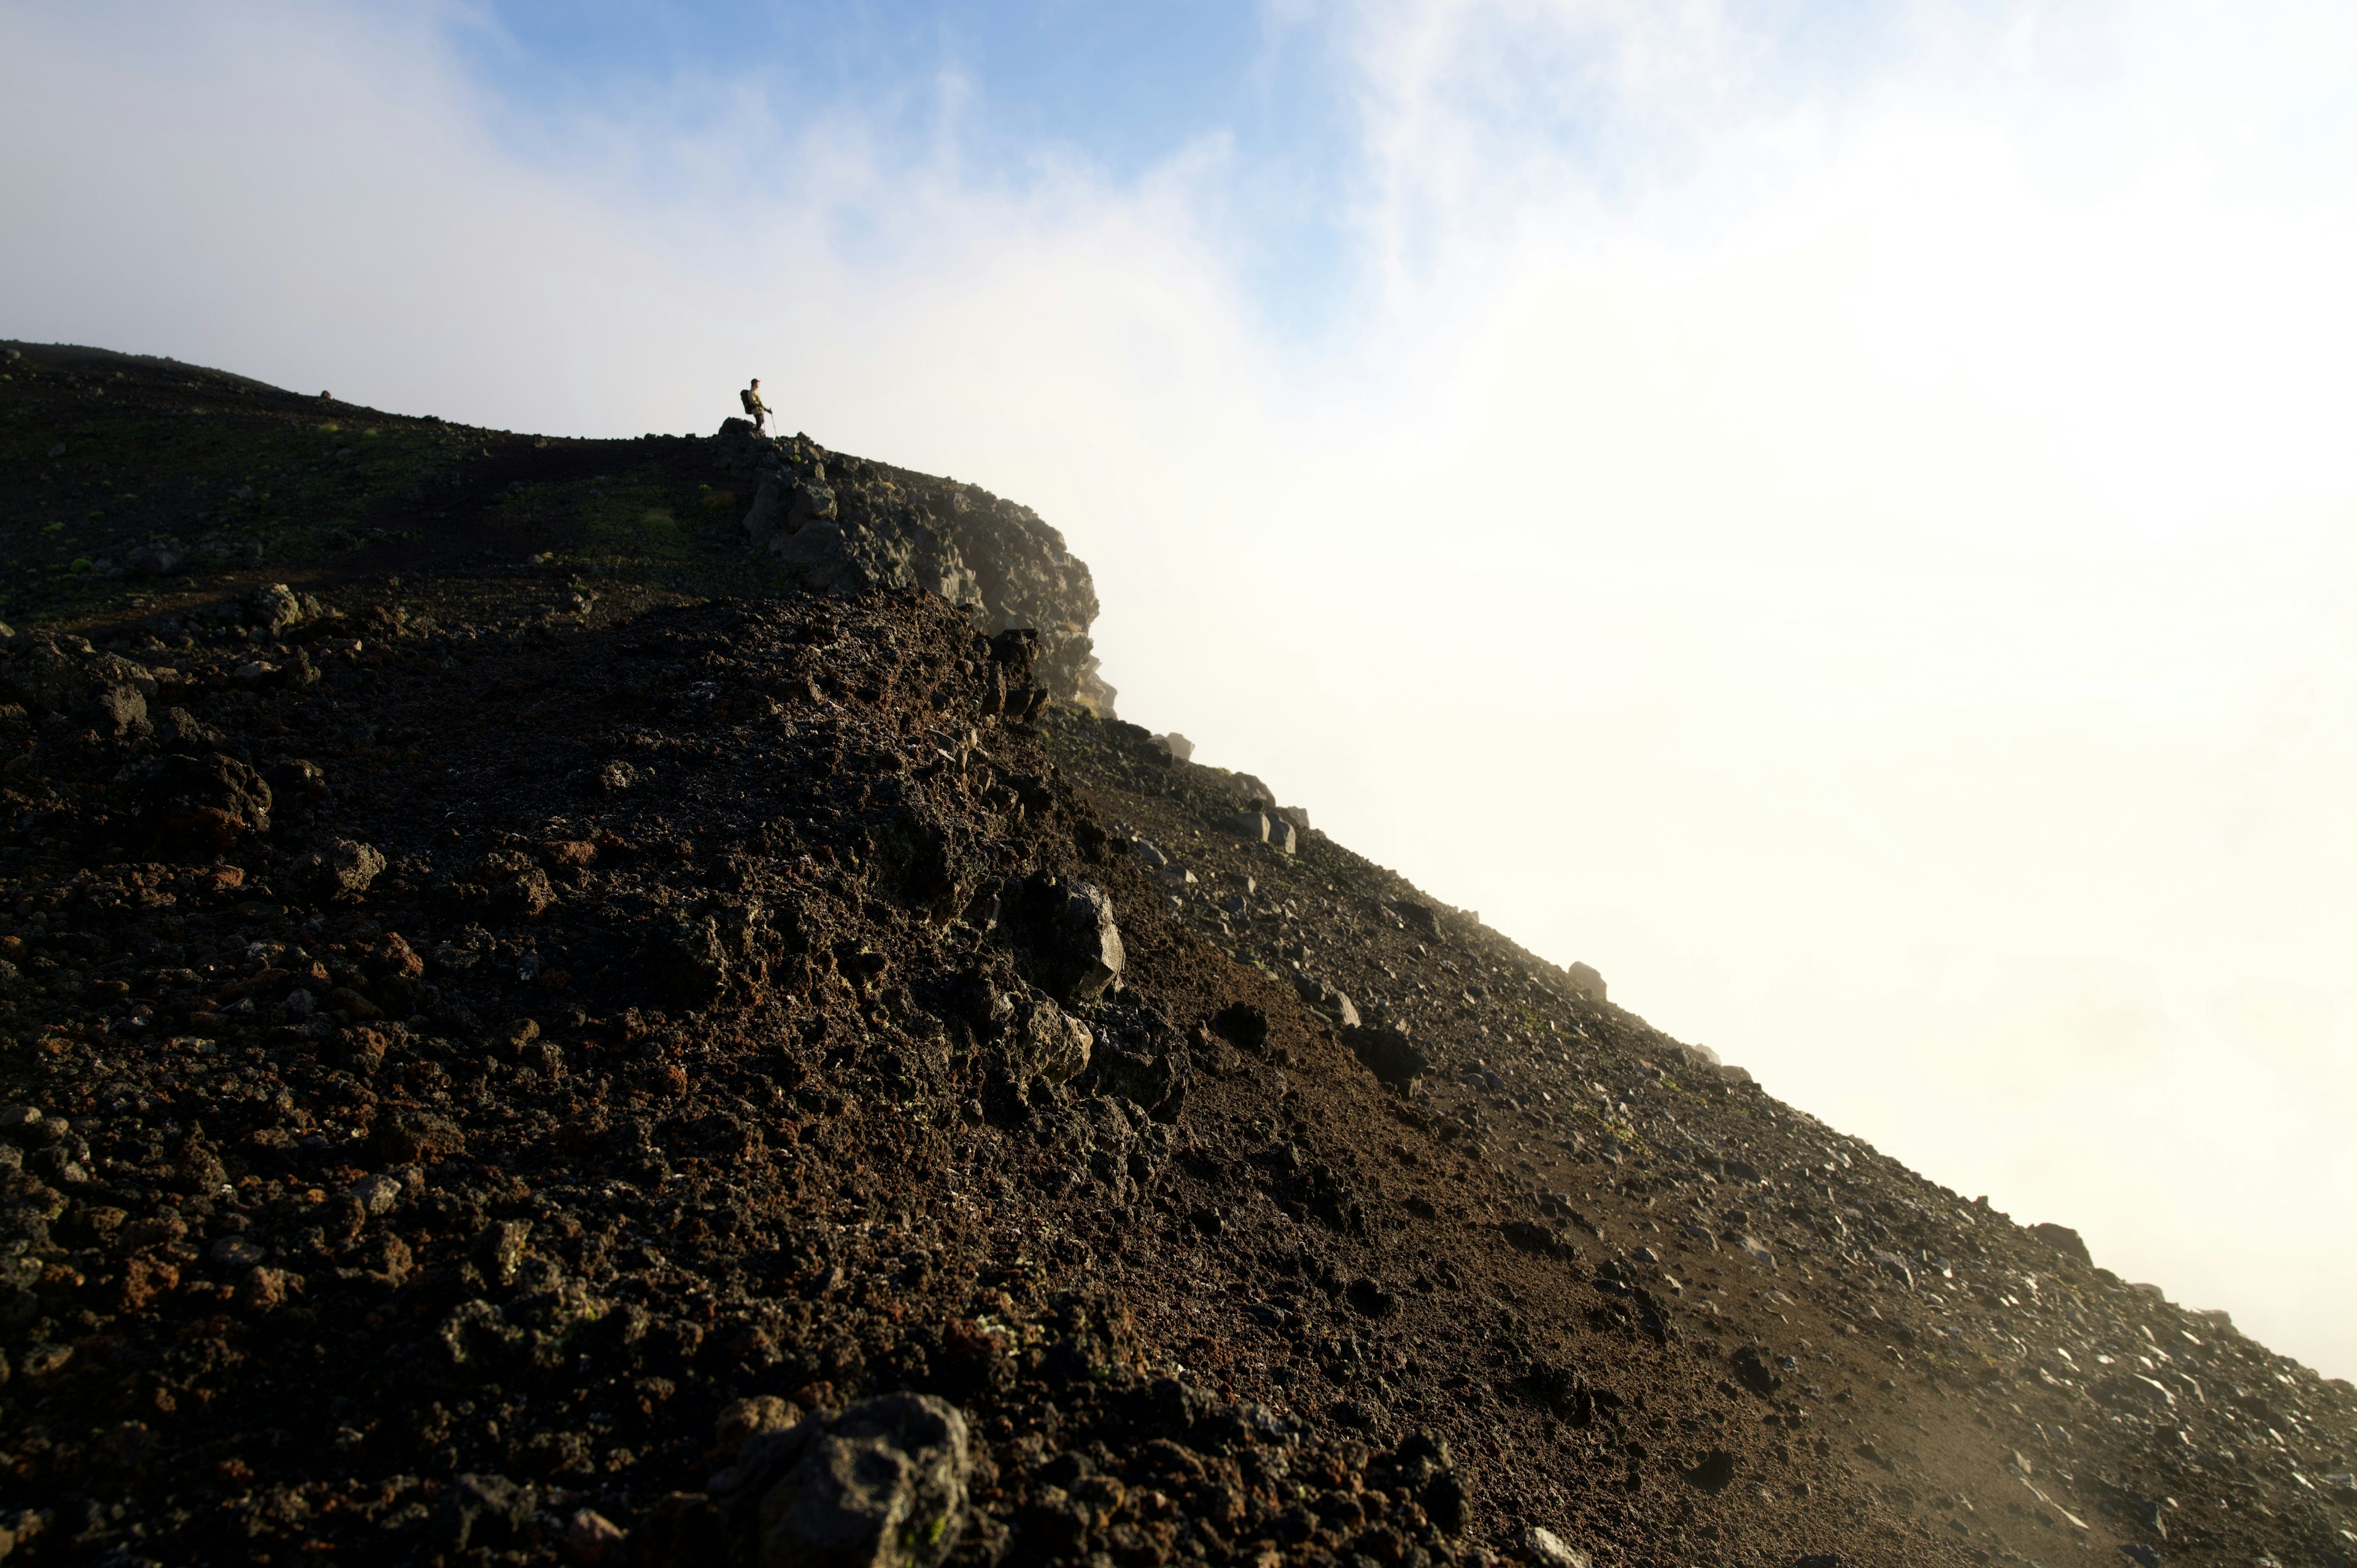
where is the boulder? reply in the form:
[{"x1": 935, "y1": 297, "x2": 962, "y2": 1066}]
[
  {"x1": 1006, "y1": 995, "x2": 1093, "y2": 1084},
  {"x1": 1154, "y1": 733, "x2": 1194, "y2": 762},
  {"x1": 295, "y1": 838, "x2": 385, "y2": 903},
  {"x1": 2029, "y1": 1222, "x2": 2092, "y2": 1265},
  {"x1": 122, "y1": 752, "x2": 273, "y2": 851},
  {"x1": 1564, "y1": 961, "x2": 1606, "y2": 1003},
  {"x1": 1082, "y1": 1028, "x2": 1192, "y2": 1121},
  {"x1": 4, "y1": 634, "x2": 158, "y2": 735},
  {"x1": 248, "y1": 582, "x2": 305, "y2": 634},
  {"x1": 1344, "y1": 1024, "x2": 1430, "y2": 1090},
  {"x1": 713, "y1": 1392, "x2": 973, "y2": 1568},
  {"x1": 1047, "y1": 881, "x2": 1124, "y2": 1003}
]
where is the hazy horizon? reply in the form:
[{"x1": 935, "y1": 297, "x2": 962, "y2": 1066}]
[{"x1": 6, "y1": 0, "x2": 2356, "y2": 1378}]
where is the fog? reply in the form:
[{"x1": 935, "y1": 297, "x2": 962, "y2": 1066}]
[{"x1": 5, "y1": 0, "x2": 2356, "y2": 1375}]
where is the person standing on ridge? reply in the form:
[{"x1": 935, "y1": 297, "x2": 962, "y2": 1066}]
[{"x1": 741, "y1": 379, "x2": 772, "y2": 436}]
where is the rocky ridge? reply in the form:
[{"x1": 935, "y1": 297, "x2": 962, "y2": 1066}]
[{"x1": 719, "y1": 421, "x2": 1113, "y2": 717}]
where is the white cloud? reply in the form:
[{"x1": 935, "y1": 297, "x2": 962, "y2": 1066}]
[{"x1": 6, "y1": 0, "x2": 2357, "y2": 1373}]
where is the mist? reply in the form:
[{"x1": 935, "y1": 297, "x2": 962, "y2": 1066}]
[{"x1": 5, "y1": 0, "x2": 2356, "y2": 1375}]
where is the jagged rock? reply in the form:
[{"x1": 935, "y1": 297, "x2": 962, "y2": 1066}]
[
  {"x1": 1565, "y1": 960, "x2": 1606, "y2": 1002},
  {"x1": 1524, "y1": 1527, "x2": 1592, "y2": 1568},
  {"x1": 716, "y1": 423, "x2": 1113, "y2": 715},
  {"x1": 1082, "y1": 1022, "x2": 1191, "y2": 1120},
  {"x1": 294, "y1": 838, "x2": 385, "y2": 902},
  {"x1": 2030, "y1": 1222, "x2": 2092, "y2": 1264},
  {"x1": 120, "y1": 751, "x2": 273, "y2": 850},
  {"x1": 1051, "y1": 880, "x2": 1124, "y2": 1002},
  {"x1": 1345, "y1": 1023, "x2": 1429, "y2": 1089},
  {"x1": 1005, "y1": 994, "x2": 1093, "y2": 1084},
  {"x1": 712, "y1": 1392, "x2": 973, "y2": 1568},
  {"x1": 436, "y1": 1472, "x2": 538, "y2": 1551},
  {"x1": 1295, "y1": 975, "x2": 1360, "y2": 1028},
  {"x1": 3, "y1": 633, "x2": 157, "y2": 735},
  {"x1": 1154, "y1": 732, "x2": 1194, "y2": 762},
  {"x1": 248, "y1": 582, "x2": 305, "y2": 633}
]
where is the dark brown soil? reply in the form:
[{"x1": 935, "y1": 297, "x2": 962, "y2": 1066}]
[{"x1": 0, "y1": 346, "x2": 2350, "y2": 1568}]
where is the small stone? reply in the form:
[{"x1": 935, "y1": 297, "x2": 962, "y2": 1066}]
[
  {"x1": 0, "y1": 1105, "x2": 44, "y2": 1134},
  {"x1": 20, "y1": 1342, "x2": 73, "y2": 1378},
  {"x1": 117, "y1": 1254, "x2": 180, "y2": 1312},
  {"x1": 209, "y1": 1235, "x2": 266, "y2": 1269},
  {"x1": 566, "y1": 1508, "x2": 629, "y2": 1566},
  {"x1": 1522, "y1": 1527, "x2": 1592, "y2": 1568},
  {"x1": 374, "y1": 1108, "x2": 465, "y2": 1164},
  {"x1": 296, "y1": 838, "x2": 386, "y2": 902},
  {"x1": 717, "y1": 1394, "x2": 805, "y2": 1458},
  {"x1": 476, "y1": 1219, "x2": 532, "y2": 1286},
  {"x1": 438, "y1": 1472, "x2": 539, "y2": 1552},
  {"x1": 351, "y1": 1172, "x2": 404, "y2": 1216},
  {"x1": 249, "y1": 582, "x2": 305, "y2": 633},
  {"x1": 237, "y1": 1266, "x2": 290, "y2": 1311}
]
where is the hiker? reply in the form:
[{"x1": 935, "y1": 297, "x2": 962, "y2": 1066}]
[{"x1": 740, "y1": 379, "x2": 772, "y2": 435}]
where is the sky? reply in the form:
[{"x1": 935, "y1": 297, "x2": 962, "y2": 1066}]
[{"x1": 5, "y1": 0, "x2": 2357, "y2": 1376}]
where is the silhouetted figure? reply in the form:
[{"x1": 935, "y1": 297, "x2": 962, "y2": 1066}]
[{"x1": 740, "y1": 379, "x2": 772, "y2": 435}]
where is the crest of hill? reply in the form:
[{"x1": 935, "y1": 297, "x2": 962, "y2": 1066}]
[{"x1": 0, "y1": 342, "x2": 1113, "y2": 717}]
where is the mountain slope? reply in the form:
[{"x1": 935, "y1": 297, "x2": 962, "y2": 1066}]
[{"x1": 0, "y1": 344, "x2": 2348, "y2": 1568}]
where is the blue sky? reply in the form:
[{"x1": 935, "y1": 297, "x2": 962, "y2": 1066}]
[
  {"x1": 446, "y1": 0, "x2": 1368, "y2": 334},
  {"x1": 457, "y1": 0, "x2": 1312, "y2": 176}
]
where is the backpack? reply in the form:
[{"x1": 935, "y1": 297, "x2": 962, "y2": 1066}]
[{"x1": 739, "y1": 387, "x2": 757, "y2": 415}]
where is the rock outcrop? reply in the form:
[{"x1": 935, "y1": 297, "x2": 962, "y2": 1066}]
[{"x1": 718, "y1": 420, "x2": 1115, "y2": 716}]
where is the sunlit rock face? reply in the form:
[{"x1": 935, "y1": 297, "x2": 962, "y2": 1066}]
[{"x1": 723, "y1": 420, "x2": 1115, "y2": 717}]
